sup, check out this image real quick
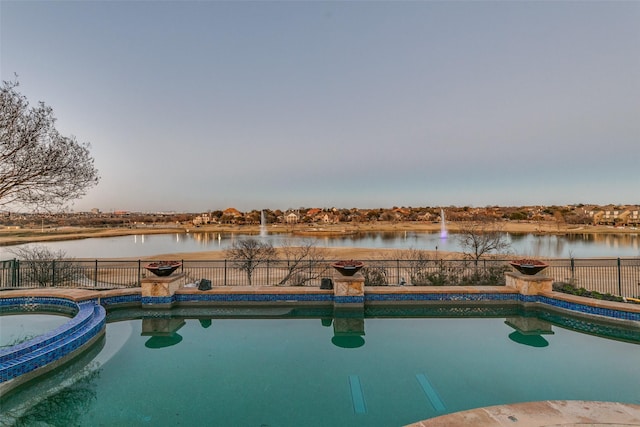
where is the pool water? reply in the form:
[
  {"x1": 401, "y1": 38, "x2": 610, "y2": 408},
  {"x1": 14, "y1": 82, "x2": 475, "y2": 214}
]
[
  {"x1": 2, "y1": 308, "x2": 640, "y2": 427},
  {"x1": 0, "y1": 314, "x2": 70, "y2": 349}
]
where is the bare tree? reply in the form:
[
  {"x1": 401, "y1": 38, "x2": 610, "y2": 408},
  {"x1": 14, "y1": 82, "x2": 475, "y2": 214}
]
[
  {"x1": 457, "y1": 220, "x2": 511, "y2": 264},
  {"x1": 1, "y1": 79, "x2": 99, "y2": 210},
  {"x1": 393, "y1": 248, "x2": 432, "y2": 285},
  {"x1": 277, "y1": 239, "x2": 328, "y2": 286},
  {"x1": 225, "y1": 238, "x2": 276, "y2": 286},
  {"x1": 8, "y1": 245, "x2": 78, "y2": 287}
]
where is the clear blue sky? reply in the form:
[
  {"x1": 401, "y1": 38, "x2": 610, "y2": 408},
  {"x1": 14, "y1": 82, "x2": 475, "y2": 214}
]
[{"x1": 2, "y1": 1, "x2": 638, "y2": 213}]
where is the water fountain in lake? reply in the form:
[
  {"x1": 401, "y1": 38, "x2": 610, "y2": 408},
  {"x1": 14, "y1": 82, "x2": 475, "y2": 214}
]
[
  {"x1": 440, "y1": 208, "x2": 448, "y2": 239},
  {"x1": 260, "y1": 210, "x2": 267, "y2": 238}
]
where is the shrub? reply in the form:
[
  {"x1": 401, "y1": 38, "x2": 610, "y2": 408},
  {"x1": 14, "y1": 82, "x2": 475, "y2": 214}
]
[
  {"x1": 552, "y1": 282, "x2": 625, "y2": 303},
  {"x1": 362, "y1": 266, "x2": 387, "y2": 286}
]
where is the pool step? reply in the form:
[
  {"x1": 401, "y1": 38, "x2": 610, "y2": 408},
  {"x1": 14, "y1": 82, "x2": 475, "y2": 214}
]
[
  {"x1": 0, "y1": 300, "x2": 95, "y2": 364},
  {"x1": 348, "y1": 375, "x2": 367, "y2": 414},
  {"x1": 0, "y1": 303, "x2": 105, "y2": 384},
  {"x1": 346, "y1": 373, "x2": 446, "y2": 415},
  {"x1": 416, "y1": 373, "x2": 446, "y2": 412}
]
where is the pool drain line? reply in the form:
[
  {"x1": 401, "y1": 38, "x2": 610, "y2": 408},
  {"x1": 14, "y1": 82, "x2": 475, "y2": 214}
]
[
  {"x1": 348, "y1": 375, "x2": 367, "y2": 414},
  {"x1": 416, "y1": 373, "x2": 446, "y2": 412}
]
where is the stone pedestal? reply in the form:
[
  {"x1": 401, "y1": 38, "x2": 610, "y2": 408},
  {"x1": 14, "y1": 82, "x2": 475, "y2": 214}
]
[
  {"x1": 505, "y1": 271, "x2": 553, "y2": 296},
  {"x1": 333, "y1": 273, "x2": 365, "y2": 307},
  {"x1": 141, "y1": 273, "x2": 185, "y2": 308}
]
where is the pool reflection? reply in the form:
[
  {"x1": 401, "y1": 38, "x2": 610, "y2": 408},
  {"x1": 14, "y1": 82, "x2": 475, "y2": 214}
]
[
  {"x1": 130, "y1": 305, "x2": 638, "y2": 353},
  {"x1": 505, "y1": 316, "x2": 554, "y2": 348},
  {"x1": 141, "y1": 317, "x2": 185, "y2": 349},
  {"x1": 331, "y1": 315, "x2": 365, "y2": 349}
]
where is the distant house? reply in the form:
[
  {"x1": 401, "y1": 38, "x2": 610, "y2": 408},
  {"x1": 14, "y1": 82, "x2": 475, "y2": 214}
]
[
  {"x1": 305, "y1": 208, "x2": 322, "y2": 219},
  {"x1": 302, "y1": 208, "x2": 326, "y2": 223},
  {"x1": 192, "y1": 212, "x2": 213, "y2": 226},
  {"x1": 223, "y1": 208, "x2": 242, "y2": 218},
  {"x1": 218, "y1": 207, "x2": 244, "y2": 224},
  {"x1": 601, "y1": 209, "x2": 623, "y2": 225},
  {"x1": 418, "y1": 212, "x2": 434, "y2": 222},
  {"x1": 286, "y1": 212, "x2": 299, "y2": 224},
  {"x1": 392, "y1": 207, "x2": 410, "y2": 221},
  {"x1": 589, "y1": 206, "x2": 638, "y2": 226}
]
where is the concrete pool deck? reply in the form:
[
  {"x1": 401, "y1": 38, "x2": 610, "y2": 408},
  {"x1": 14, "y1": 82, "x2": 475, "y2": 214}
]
[
  {"x1": 407, "y1": 400, "x2": 640, "y2": 426},
  {"x1": 1, "y1": 286, "x2": 639, "y2": 426}
]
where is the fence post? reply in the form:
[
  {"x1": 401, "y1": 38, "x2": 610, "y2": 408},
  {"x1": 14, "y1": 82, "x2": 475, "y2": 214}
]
[
  {"x1": 396, "y1": 259, "x2": 400, "y2": 284},
  {"x1": 224, "y1": 259, "x2": 227, "y2": 286},
  {"x1": 570, "y1": 257, "x2": 575, "y2": 281},
  {"x1": 52, "y1": 260, "x2": 56, "y2": 287},
  {"x1": 12, "y1": 259, "x2": 18, "y2": 288},
  {"x1": 94, "y1": 260, "x2": 98, "y2": 288},
  {"x1": 138, "y1": 260, "x2": 141, "y2": 286},
  {"x1": 266, "y1": 259, "x2": 270, "y2": 285},
  {"x1": 617, "y1": 258, "x2": 622, "y2": 296}
]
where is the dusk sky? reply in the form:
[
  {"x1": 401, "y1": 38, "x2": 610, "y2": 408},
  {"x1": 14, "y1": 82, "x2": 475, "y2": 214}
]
[{"x1": 1, "y1": 1, "x2": 638, "y2": 213}]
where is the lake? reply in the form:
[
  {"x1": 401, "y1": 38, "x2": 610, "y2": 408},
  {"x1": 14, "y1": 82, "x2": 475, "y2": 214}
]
[{"x1": 1, "y1": 231, "x2": 639, "y2": 259}]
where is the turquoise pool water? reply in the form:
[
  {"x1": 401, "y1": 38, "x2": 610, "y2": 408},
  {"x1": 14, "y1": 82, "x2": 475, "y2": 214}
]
[
  {"x1": 2, "y1": 306, "x2": 639, "y2": 426},
  {"x1": 0, "y1": 314, "x2": 70, "y2": 349}
]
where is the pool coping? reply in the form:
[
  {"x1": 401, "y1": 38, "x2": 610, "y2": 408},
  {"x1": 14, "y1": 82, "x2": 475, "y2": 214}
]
[{"x1": 406, "y1": 400, "x2": 640, "y2": 426}]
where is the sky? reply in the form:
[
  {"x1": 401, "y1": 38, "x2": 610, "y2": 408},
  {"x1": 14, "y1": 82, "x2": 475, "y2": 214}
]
[{"x1": 1, "y1": 1, "x2": 639, "y2": 213}]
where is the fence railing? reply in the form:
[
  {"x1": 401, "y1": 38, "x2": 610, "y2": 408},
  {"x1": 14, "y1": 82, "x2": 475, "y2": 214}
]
[{"x1": 0, "y1": 258, "x2": 639, "y2": 298}]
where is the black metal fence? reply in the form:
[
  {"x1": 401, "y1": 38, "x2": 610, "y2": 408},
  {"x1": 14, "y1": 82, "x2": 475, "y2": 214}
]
[{"x1": 0, "y1": 258, "x2": 639, "y2": 298}]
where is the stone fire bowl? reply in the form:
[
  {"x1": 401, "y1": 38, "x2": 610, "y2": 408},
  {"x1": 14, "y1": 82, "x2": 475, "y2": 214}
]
[
  {"x1": 509, "y1": 262, "x2": 548, "y2": 275},
  {"x1": 331, "y1": 261, "x2": 364, "y2": 276},
  {"x1": 145, "y1": 261, "x2": 182, "y2": 277}
]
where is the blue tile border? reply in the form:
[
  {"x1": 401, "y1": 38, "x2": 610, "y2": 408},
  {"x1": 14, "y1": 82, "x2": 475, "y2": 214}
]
[
  {"x1": 174, "y1": 293, "x2": 334, "y2": 303},
  {"x1": 367, "y1": 292, "x2": 640, "y2": 322},
  {"x1": 141, "y1": 296, "x2": 174, "y2": 306},
  {"x1": 335, "y1": 295, "x2": 365, "y2": 304},
  {"x1": 0, "y1": 296, "x2": 77, "y2": 310},
  {"x1": 365, "y1": 292, "x2": 521, "y2": 302},
  {"x1": 100, "y1": 294, "x2": 141, "y2": 306},
  {"x1": 532, "y1": 295, "x2": 640, "y2": 322}
]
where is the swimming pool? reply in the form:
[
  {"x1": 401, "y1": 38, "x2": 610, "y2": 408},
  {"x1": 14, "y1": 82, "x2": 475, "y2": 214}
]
[{"x1": 2, "y1": 305, "x2": 639, "y2": 427}]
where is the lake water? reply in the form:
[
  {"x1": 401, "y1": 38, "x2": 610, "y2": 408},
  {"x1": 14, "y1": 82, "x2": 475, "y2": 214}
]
[{"x1": 1, "y1": 231, "x2": 639, "y2": 259}]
